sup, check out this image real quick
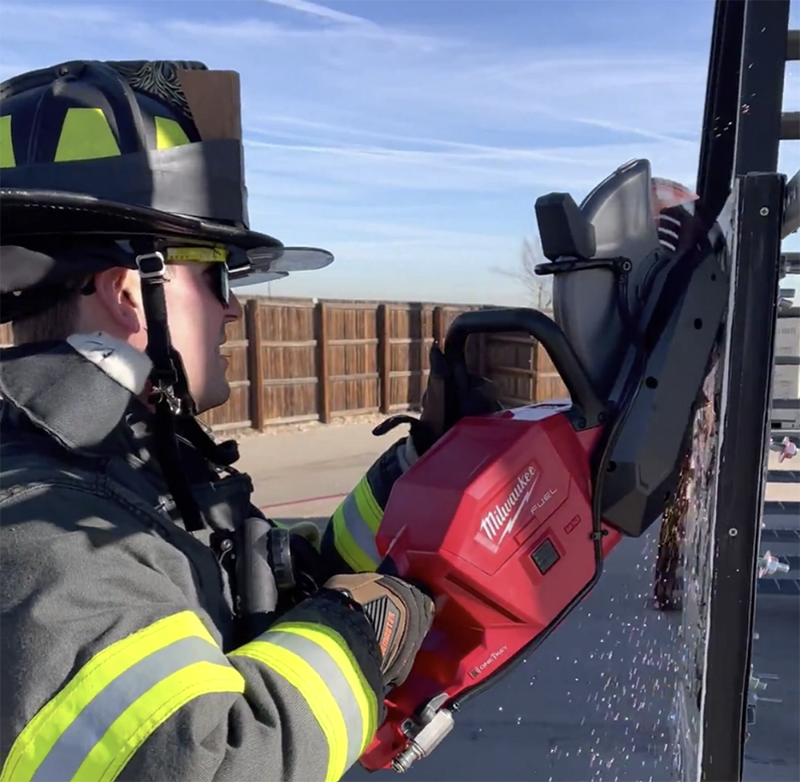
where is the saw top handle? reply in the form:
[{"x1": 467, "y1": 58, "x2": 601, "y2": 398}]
[{"x1": 443, "y1": 307, "x2": 606, "y2": 427}]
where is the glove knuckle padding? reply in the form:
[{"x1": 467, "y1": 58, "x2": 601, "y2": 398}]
[{"x1": 324, "y1": 573, "x2": 434, "y2": 689}]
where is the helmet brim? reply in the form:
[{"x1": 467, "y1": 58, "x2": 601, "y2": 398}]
[
  {"x1": 226, "y1": 245, "x2": 336, "y2": 288},
  {"x1": 231, "y1": 246, "x2": 334, "y2": 279},
  {"x1": 229, "y1": 269, "x2": 289, "y2": 288},
  {"x1": 0, "y1": 188, "x2": 335, "y2": 275},
  {"x1": 1, "y1": 187, "x2": 279, "y2": 247},
  {"x1": 1, "y1": 188, "x2": 334, "y2": 319}
]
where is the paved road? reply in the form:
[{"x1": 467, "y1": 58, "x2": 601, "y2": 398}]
[
  {"x1": 346, "y1": 532, "x2": 681, "y2": 782},
  {"x1": 743, "y1": 597, "x2": 800, "y2": 782},
  {"x1": 237, "y1": 422, "x2": 798, "y2": 782},
  {"x1": 743, "y1": 452, "x2": 800, "y2": 782},
  {"x1": 239, "y1": 423, "x2": 681, "y2": 781},
  {"x1": 236, "y1": 420, "x2": 388, "y2": 519}
]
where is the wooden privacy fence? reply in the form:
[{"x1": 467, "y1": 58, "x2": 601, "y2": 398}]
[
  {"x1": 201, "y1": 296, "x2": 569, "y2": 432},
  {"x1": 0, "y1": 296, "x2": 570, "y2": 432}
]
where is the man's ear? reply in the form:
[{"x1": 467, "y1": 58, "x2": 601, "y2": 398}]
[{"x1": 91, "y1": 267, "x2": 144, "y2": 336}]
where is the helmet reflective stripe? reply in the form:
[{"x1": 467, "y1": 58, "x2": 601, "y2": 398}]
[
  {"x1": 162, "y1": 246, "x2": 230, "y2": 305},
  {"x1": 165, "y1": 246, "x2": 227, "y2": 263}
]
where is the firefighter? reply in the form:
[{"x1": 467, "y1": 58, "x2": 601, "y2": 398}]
[{"x1": 0, "y1": 60, "x2": 500, "y2": 782}]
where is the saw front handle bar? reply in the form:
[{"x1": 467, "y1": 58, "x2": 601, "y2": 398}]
[{"x1": 443, "y1": 307, "x2": 606, "y2": 427}]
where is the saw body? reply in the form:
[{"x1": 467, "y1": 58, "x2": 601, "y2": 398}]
[
  {"x1": 361, "y1": 409, "x2": 621, "y2": 771},
  {"x1": 358, "y1": 158, "x2": 730, "y2": 774}
]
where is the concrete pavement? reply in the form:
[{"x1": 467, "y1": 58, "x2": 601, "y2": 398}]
[
  {"x1": 235, "y1": 422, "x2": 798, "y2": 782},
  {"x1": 236, "y1": 420, "x2": 390, "y2": 519},
  {"x1": 744, "y1": 449, "x2": 800, "y2": 782},
  {"x1": 237, "y1": 422, "x2": 681, "y2": 781}
]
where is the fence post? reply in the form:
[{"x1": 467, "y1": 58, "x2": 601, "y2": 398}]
[
  {"x1": 531, "y1": 340, "x2": 539, "y2": 402},
  {"x1": 377, "y1": 303, "x2": 391, "y2": 414},
  {"x1": 315, "y1": 301, "x2": 331, "y2": 423},
  {"x1": 245, "y1": 298, "x2": 265, "y2": 431},
  {"x1": 433, "y1": 306, "x2": 446, "y2": 345}
]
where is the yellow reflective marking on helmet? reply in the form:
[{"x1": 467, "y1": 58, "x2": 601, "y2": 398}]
[
  {"x1": 54, "y1": 107, "x2": 121, "y2": 163},
  {"x1": 154, "y1": 117, "x2": 191, "y2": 150},
  {"x1": 166, "y1": 246, "x2": 227, "y2": 263},
  {"x1": 0, "y1": 115, "x2": 15, "y2": 168}
]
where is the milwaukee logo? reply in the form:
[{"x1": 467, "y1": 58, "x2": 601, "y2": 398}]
[{"x1": 479, "y1": 465, "x2": 537, "y2": 544}]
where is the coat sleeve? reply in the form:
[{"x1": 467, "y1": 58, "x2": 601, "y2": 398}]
[
  {"x1": 319, "y1": 435, "x2": 419, "y2": 575},
  {"x1": 0, "y1": 484, "x2": 384, "y2": 782}
]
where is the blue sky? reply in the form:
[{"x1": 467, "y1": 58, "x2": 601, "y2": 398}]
[{"x1": 1, "y1": 0, "x2": 798, "y2": 306}]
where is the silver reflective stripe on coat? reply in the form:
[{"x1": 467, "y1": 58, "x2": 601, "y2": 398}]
[
  {"x1": 267, "y1": 628, "x2": 367, "y2": 770},
  {"x1": 336, "y1": 491, "x2": 380, "y2": 568},
  {"x1": 31, "y1": 636, "x2": 228, "y2": 782}
]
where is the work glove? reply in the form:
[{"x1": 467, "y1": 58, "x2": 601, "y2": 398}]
[
  {"x1": 414, "y1": 341, "x2": 502, "y2": 454},
  {"x1": 323, "y1": 572, "x2": 435, "y2": 690},
  {"x1": 373, "y1": 342, "x2": 503, "y2": 457}
]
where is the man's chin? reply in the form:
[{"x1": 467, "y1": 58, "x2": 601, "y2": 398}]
[{"x1": 194, "y1": 381, "x2": 232, "y2": 416}]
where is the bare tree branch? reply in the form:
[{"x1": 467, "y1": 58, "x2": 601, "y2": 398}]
[{"x1": 490, "y1": 236, "x2": 553, "y2": 309}]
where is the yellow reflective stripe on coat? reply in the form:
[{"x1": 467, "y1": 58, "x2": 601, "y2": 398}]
[
  {"x1": 1, "y1": 611, "x2": 244, "y2": 782},
  {"x1": 331, "y1": 475, "x2": 383, "y2": 572},
  {"x1": 231, "y1": 620, "x2": 379, "y2": 782}
]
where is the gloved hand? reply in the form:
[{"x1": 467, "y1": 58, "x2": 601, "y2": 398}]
[
  {"x1": 413, "y1": 341, "x2": 502, "y2": 454},
  {"x1": 323, "y1": 572, "x2": 435, "y2": 689},
  {"x1": 373, "y1": 342, "x2": 503, "y2": 457}
]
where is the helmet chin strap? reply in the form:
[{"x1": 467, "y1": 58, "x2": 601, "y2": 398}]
[{"x1": 133, "y1": 241, "x2": 238, "y2": 533}]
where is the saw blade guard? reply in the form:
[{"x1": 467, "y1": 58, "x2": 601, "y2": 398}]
[{"x1": 533, "y1": 158, "x2": 729, "y2": 536}]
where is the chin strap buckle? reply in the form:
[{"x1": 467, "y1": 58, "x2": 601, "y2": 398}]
[{"x1": 136, "y1": 251, "x2": 169, "y2": 282}]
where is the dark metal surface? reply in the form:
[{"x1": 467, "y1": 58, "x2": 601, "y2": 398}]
[
  {"x1": 766, "y1": 470, "x2": 800, "y2": 483},
  {"x1": 761, "y1": 500, "x2": 800, "y2": 518},
  {"x1": 695, "y1": 0, "x2": 791, "y2": 222},
  {"x1": 695, "y1": 0, "x2": 746, "y2": 222},
  {"x1": 699, "y1": 174, "x2": 785, "y2": 782},
  {"x1": 783, "y1": 169, "x2": 800, "y2": 239},
  {"x1": 761, "y1": 529, "x2": 800, "y2": 544},
  {"x1": 781, "y1": 112, "x2": 800, "y2": 141},
  {"x1": 732, "y1": 0, "x2": 790, "y2": 174},
  {"x1": 788, "y1": 28, "x2": 800, "y2": 60}
]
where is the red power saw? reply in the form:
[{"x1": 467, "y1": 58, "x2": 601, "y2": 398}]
[{"x1": 358, "y1": 159, "x2": 730, "y2": 774}]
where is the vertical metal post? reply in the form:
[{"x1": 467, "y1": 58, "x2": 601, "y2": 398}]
[
  {"x1": 695, "y1": 0, "x2": 790, "y2": 220},
  {"x1": 731, "y1": 0, "x2": 790, "y2": 176},
  {"x1": 695, "y1": 0, "x2": 745, "y2": 221},
  {"x1": 689, "y1": 2, "x2": 791, "y2": 780},
  {"x1": 698, "y1": 174, "x2": 784, "y2": 782}
]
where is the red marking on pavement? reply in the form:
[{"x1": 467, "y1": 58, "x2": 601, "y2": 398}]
[{"x1": 259, "y1": 492, "x2": 347, "y2": 512}]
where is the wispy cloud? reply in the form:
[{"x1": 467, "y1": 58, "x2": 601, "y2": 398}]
[
  {"x1": 258, "y1": 0, "x2": 378, "y2": 28},
  {"x1": 243, "y1": 136, "x2": 701, "y2": 196}
]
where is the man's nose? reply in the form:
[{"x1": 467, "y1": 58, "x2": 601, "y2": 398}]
[{"x1": 226, "y1": 291, "x2": 244, "y2": 321}]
